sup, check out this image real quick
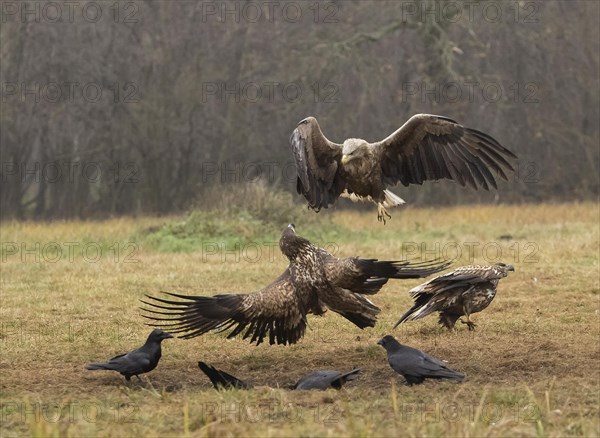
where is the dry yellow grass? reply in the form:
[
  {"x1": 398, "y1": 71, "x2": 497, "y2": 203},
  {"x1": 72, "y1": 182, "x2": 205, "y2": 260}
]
[{"x1": 1, "y1": 203, "x2": 598, "y2": 437}]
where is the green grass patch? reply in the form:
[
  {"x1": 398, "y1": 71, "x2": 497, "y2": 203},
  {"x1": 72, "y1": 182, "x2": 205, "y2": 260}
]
[{"x1": 135, "y1": 183, "x2": 340, "y2": 252}]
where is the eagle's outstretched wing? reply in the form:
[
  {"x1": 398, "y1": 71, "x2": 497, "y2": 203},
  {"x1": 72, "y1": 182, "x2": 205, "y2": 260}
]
[
  {"x1": 374, "y1": 114, "x2": 517, "y2": 190},
  {"x1": 290, "y1": 117, "x2": 344, "y2": 210},
  {"x1": 319, "y1": 250, "x2": 451, "y2": 295},
  {"x1": 141, "y1": 271, "x2": 308, "y2": 346},
  {"x1": 408, "y1": 264, "x2": 511, "y2": 297}
]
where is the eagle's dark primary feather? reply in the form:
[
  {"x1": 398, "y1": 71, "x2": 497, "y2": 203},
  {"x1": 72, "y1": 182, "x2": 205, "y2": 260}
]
[
  {"x1": 290, "y1": 115, "x2": 517, "y2": 221},
  {"x1": 393, "y1": 263, "x2": 514, "y2": 330},
  {"x1": 142, "y1": 225, "x2": 449, "y2": 345}
]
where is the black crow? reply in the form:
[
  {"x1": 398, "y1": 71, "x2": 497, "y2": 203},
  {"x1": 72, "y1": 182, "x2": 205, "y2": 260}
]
[
  {"x1": 86, "y1": 329, "x2": 173, "y2": 381},
  {"x1": 378, "y1": 335, "x2": 464, "y2": 385},
  {"x1": 198, "y1": 361, "x2": 252, "y2": 389},
  {"x1": 291, "y1": 369, "x2": 361, "y2": 390},
  {"x1": 197, "y1": 362, "x2": 361, "y2": 391}
]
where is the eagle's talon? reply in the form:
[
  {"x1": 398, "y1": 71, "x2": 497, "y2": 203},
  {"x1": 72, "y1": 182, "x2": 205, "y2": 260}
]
[
  {"x1": 460, "y1": 319, "x2": 477, "y2": 331},
  {"x1": 377, "y1": 205, "x2": 390, "y2": 225}
]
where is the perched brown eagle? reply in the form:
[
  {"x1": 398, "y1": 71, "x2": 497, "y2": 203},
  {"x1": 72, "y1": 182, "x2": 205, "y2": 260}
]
[
  {"x1": 393, "y1": 263, "x2": 514, "y2": 330},
  {"x1": 290, "y1": 115, "x2": 517, "y2": 222},
  {"x1": 142, "y1": 225, "x2": 449, "y2": 345}
]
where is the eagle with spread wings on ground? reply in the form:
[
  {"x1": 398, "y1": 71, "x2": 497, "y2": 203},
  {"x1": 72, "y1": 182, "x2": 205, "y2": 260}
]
[
  {"x1": 290, "y1": 115, "x2": 517, "y2": 223},
  {"x1": 142, "y1": 225, "x2": 449, "y2": 345},
  {"x1": 393, "y1": 263, "x2": 514, "y2": 330}
]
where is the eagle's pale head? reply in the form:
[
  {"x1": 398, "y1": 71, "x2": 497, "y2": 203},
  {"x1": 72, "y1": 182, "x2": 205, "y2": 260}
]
[
  {"x1": 341, "y1": 139, "x2": 370, "y2": 166},
  {"x1": 298, "y1": 117, "x2": 315, "y2": 126}
]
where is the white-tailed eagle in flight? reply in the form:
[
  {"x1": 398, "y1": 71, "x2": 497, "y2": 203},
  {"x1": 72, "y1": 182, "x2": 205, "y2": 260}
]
[{"x1": 290, "y1": 115, "x2": 517, "y2": 223}]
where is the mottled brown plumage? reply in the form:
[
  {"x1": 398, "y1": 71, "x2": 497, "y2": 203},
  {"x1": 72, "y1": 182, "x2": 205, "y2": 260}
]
[
  {"x1": 291, "y1": 115, "x2": 517, "y2": 222},
  {"x1": 393, "y1": 263, "x2": 514, "y2": 330},
  {"x1": 142, "y1": 225, "x2": 449, "y2": 345}
]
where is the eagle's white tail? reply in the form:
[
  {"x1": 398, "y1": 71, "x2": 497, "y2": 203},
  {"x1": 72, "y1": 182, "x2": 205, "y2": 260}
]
[{"x1": 382, "y1": 190, "x2": 405, "y2": 208}]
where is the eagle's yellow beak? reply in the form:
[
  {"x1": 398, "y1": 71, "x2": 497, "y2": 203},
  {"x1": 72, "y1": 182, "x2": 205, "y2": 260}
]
[{"x1": 341, "y1": 155, "x2": 350, "y2": 165}]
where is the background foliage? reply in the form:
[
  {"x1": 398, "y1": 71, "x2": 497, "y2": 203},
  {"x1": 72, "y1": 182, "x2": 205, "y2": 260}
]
[{"x1": 1, "y1": 0, "x2": 598, "y2": 219}]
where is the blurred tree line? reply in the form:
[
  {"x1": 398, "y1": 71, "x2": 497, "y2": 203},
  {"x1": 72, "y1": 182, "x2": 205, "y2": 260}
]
[{"x1": 1, "y1": 0, "x2": 598, "y2": 220}]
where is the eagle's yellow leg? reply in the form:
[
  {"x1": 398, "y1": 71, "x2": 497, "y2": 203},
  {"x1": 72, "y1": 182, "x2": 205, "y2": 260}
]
[
  {"x1": 377, "y1": 204, "x2": 392, "y2": 224},
  {"x1": 459, "y1": 308, "x2": 477, "y2": 331}
]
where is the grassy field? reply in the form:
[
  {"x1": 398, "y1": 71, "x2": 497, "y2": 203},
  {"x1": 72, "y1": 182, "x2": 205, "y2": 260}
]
[{"x1": 1, "y1": 202, "x2": 599, "y2": 437}]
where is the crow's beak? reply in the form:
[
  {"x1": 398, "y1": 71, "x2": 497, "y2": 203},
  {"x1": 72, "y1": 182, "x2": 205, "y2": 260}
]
[
  {"x1": 163, "y1": 332, "x2": 174, "y2": 339},
  {"x1": 377, "y1": 339, "x2": 384, "y2": 346}
]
